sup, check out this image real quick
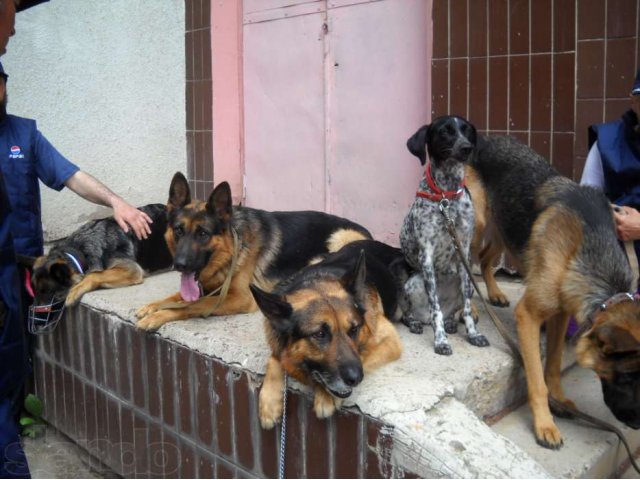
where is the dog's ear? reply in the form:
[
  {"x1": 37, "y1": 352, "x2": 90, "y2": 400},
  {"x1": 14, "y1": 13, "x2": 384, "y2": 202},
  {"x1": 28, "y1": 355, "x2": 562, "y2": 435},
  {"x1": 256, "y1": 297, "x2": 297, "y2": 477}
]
[
  {"x1": 168, "y1": 172, "x2": 191, "y2": 210},
  {"x1": 49, "y1": 262, "x2": 73, "y2": 287},
  {"x1": 467, "y1": 121, "x2": 478, "y2": 146},
  {"x1": 207, "y1": 181, "x2": 233, "y2": 221},
  {"x1": 407, "y1": 125, "x2": 429, "y2": 165},
  {"x1": 249, "y1": 284, "x2": 294, "y2": 334},
  {"x1": 593, "y1": 323, "x2": 640, "y2": 356},
  {"x1": 342, "y1": 249, "x2": 368, "y2": 310}
]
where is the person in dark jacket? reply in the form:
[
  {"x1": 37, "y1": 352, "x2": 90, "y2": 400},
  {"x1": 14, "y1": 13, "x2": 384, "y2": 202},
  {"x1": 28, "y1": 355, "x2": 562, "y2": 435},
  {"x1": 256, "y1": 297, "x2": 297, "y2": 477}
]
[
  {"x1": 581, "y1": 69, "x2": 640, "y2": 280},
  {"x1": 0, "y1": 1, "x2": 152, "y2": 476},
  {"x1": 1, "y1": 1, "x2": 35, "y2": 476},
  {"x1": 0, "y1": 60, "x2": 153, "y2": 256}
]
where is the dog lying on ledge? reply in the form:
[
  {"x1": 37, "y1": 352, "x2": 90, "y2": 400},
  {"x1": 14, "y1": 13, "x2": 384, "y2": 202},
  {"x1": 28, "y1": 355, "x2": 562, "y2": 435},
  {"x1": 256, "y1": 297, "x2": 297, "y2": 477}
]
[
  {"x1": 20, "y1": 204, "x2": 173, "y2": 333},
  {"x1": 252, "y1": 239, "x2": 404, "y2": 426},
  {"x1": 135, "y1": 172, "x2": 372, "y2": 331}
]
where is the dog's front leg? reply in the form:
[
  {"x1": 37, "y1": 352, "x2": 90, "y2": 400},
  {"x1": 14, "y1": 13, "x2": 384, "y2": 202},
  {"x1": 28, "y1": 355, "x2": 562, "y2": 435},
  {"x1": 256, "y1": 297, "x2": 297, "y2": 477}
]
[
  {"x1": 313, "y1": 387, "x2": 342, "y2": 418},
  {"x1": 362, "y1": 316, "x2": 403, "y2": 373},
  {"x1": 458, "y1": 254, "x2": 489, "y2": 347},
  {"x1": 136, "y1": 292, "x2": 185, "y2": 319},
  {"x1": 402, "y1": 274, "x2": 427, "y2": 334},
  {"x1": 545, "y1": 313, "x2": 576, "y2": 414},
  {"x1": 136, "y1": 288, "x2": 258, "y2": 331},
  {"x1": 259, "y1": 356, "x2": 285, "y2": 429},
  {"x1": 419, "y1": 250, "x2": 451, "y2": 355},
  {"x1": 67, "y1": 262, "x2": 144, "y2": 307},
  {"x1": 516, "y1": 298, "x2": 564, "y2": 449}
]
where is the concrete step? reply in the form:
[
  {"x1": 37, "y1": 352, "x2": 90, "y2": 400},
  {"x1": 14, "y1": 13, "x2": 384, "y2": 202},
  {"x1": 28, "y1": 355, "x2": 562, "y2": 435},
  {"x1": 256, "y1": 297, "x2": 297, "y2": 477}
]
[{"x1": 492, "y1": 366, "x2": 640, "y2": 478}]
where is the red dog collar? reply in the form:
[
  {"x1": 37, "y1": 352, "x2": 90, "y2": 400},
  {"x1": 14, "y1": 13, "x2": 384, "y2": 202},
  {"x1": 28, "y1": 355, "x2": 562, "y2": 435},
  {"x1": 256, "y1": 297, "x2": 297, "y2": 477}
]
[{"x1": 416, "y1": 163, "x2": 466, "y2": 201}]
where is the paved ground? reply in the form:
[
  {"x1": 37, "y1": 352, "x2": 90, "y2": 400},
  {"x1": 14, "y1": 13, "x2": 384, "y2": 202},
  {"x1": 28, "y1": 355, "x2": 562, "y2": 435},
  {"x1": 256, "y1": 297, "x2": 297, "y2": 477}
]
[{"x1": 23, "y1": 427, "x2": 118, "y2": 479}]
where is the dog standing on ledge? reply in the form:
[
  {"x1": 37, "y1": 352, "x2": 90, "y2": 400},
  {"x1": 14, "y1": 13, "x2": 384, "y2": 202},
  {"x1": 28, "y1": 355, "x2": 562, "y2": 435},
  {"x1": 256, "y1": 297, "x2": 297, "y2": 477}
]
[
  {"x1": 399, "y1": 115, "x2": 489, "y2": 355},
  {"x1": 469, "y1": 135, "x2": 640, "y2": 448}
]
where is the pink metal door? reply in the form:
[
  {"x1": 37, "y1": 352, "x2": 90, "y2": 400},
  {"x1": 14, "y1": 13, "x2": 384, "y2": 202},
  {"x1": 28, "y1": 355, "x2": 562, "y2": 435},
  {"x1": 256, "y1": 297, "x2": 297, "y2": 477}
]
[{"x1": 242, "y1": 0, "x2": 431, "y2": 244}]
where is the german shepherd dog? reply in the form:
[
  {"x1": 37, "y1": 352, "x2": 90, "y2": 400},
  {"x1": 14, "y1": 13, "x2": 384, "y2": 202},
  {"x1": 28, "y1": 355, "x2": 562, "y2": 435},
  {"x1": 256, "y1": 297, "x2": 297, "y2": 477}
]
[
  {"x1": 251, "y1": 239, "x2": 404, "y2": 427},
  {"x1": 22, "y1": 203, "x2": 173, "y2": 308},
  {"x1": 469, "y1": 135, "x2": 640, "y2": 449},
  {"x1": 135, "y1": 172, "x2": 372, "y2": 331}
]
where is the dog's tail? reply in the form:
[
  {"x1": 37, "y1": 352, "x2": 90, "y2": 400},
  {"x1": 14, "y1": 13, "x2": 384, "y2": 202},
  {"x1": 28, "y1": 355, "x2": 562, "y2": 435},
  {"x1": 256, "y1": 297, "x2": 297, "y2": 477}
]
[{"x1": 326, "y1": 228, "x2": 370, "y2": 253}]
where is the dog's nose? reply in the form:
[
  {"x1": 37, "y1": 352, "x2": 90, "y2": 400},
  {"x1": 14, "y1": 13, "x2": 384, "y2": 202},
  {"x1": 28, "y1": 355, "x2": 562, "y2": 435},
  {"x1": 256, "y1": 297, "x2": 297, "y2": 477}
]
[
  {"x1": 174, "y1": 257, "x2": 188, "y2": 272},
  {"x1": 341, "y1": 363, "x2": 364, "y2": 387},
  {"x1": 459, "y1": 145, "x2": 473, "y2": 156}
]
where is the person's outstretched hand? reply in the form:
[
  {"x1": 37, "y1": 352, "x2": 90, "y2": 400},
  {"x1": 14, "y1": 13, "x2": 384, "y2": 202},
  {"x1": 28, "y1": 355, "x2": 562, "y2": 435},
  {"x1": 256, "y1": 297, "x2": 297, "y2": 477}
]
[
  {"x1": 112, "y1": 199, "x2": 153, "y2": 240},
  {"x1": 613, "y1": 206, "x2": 640, "y2": 242}
]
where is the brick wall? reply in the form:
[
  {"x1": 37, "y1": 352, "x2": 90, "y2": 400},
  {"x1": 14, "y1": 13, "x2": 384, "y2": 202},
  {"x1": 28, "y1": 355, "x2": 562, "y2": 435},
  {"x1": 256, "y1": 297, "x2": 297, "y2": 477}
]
[
  {"x1": 33, "y1": 305, "x2": 418, "y2": 478},
  {"x1": 431, "y1": 0, "x2": 640, "y2": 180},
  {"x1": 185, "y1": 0, "x2": 214, "y2": 199}
]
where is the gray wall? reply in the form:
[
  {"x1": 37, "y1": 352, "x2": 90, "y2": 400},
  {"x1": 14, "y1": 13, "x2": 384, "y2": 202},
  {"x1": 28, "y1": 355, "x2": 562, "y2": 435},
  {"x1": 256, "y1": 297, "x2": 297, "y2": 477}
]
[{"x1": 5, "y1": 0, "x2": 186, "y2": 241}]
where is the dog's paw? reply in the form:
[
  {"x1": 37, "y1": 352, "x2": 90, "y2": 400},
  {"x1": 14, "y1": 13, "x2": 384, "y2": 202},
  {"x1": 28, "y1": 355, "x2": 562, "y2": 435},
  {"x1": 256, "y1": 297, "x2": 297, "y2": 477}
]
[
  {"x1": 136, "y1": 310, "x2": 174, "y2": 331},
  {"x1": 468, "y1": 334, "x2": 490, "y2": 347},
  {"x1": 136, "y1": 303, "x2": 159, "y2": 319},
  {"x1": 259, "y1": 387, "x2": 283, "y2": 430},
  {"x1": 314, "y1": 389, "x2": 337, "y2": 419},
  {"x1": 65, "y1": 284, "x2": 88, "y2": 307},
  {"x1": 434, "y1": 342, "x2": 453, "y2": 356},
  {"x1": 402, "y1": 316, "x2": 424, "y2": 334},
  {"x1": 489, "y1": 294, "x2": 510, "y2": 308},
  {"x1": 534, "y1": 421, "x2": 564, "y2": 450}
]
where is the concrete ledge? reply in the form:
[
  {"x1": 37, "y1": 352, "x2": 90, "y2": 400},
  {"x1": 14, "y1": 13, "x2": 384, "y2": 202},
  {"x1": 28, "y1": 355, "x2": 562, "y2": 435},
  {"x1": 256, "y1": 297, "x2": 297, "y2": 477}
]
[
  {"x1": 87, "y1": 271, "x2": 528, "y2": 420},
  {"x1": 33, "y1": 271, "x2": 639, "y2": 478}
]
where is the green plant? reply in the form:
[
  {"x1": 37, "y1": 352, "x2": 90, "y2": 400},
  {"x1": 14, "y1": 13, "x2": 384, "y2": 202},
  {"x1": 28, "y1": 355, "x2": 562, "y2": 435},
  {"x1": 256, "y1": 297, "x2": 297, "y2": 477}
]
[{"x1": 20, "y1": 393, "x2": 45, "y2": 438}]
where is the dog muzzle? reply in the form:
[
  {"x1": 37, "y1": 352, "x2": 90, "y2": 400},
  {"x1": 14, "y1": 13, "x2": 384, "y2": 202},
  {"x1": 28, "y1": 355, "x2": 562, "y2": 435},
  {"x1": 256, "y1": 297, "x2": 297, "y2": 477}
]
[
  {"x1": 27, "y1": 296, "x2": 65, "y2": 335},
  {"x1": 27, "y1": 295, "x2": 66, "y2": 335},
  {"x1": 24, "y1": 268, "x2": 66, "y2": 334}
]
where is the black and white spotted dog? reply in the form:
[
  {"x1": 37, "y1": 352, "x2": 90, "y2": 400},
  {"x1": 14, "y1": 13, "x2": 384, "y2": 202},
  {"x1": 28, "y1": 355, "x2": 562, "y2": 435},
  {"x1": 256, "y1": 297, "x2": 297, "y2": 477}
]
[{"x1": 399, "y1": 115, "x2": 489, "y2": 355}]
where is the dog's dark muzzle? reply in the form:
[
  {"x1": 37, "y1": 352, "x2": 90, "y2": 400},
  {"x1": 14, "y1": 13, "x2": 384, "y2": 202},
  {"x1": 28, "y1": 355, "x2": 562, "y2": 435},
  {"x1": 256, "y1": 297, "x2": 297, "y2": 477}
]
[
  {"x1": 458, "y1": 145, "x2": 473, "y2": 157},
  {"x1": 601, "y1": 375, "x2": 640, "y2": 429},
  {"x1": 27, "y1": 295, "x2": 66, "y2": 334}
]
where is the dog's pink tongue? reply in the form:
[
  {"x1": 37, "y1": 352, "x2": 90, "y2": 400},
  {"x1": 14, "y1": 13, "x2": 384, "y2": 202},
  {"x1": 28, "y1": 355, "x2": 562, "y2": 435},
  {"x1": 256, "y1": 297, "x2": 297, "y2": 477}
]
[{"x1": 180, "y1": 272, "x2": 201, "y2": 302}]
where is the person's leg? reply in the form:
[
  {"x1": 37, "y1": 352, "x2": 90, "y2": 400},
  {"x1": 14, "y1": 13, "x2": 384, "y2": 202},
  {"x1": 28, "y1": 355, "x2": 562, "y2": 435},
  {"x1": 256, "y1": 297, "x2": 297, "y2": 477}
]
[{"x1": 0, "y1": 399, "x2": 30, "y2": 479}]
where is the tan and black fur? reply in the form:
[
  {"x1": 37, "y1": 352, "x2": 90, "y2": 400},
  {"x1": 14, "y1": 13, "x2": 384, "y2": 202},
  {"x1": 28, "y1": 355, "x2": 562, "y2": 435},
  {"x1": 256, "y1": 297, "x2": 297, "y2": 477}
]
[
  {"x1": 21, "y1": 204, "x2": 173, "y2": 308},
  {"x1": 136, "y1": 172, "x2": 372, "y2": 331},
  {"x1": 251, "y1": 240, "x2": 404, "y2": 427},
  {"x1": 468, "y1": 135, "x2": 640, "y2": 449}
]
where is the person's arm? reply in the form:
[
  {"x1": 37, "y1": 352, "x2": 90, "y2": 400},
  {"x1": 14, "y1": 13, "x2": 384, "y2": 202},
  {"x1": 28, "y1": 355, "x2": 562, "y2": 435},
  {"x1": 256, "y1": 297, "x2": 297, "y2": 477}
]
[
  {"x1": 64, "y1": 171, "x2": 152, "y2": 239},
  {"x1": 613, "y1": 206, "x2": 640, "y2": 242},
  {"x1": 580, "y1": 142, "x2": 605, "y2": 188}
]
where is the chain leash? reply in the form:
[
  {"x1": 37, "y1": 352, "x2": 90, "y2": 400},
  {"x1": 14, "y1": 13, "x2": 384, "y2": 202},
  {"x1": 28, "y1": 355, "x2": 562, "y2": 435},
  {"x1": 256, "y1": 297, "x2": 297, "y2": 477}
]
[{"x1": 278, "y1": 373, "x2": 288, "y2": 479}]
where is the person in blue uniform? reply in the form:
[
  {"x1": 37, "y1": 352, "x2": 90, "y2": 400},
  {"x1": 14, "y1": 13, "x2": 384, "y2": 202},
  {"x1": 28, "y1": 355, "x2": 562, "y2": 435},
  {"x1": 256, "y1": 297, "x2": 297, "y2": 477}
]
[
  {"x1": 581, "y1": 69, "x2": 640, "y2": 281},
  {"x1": 0, "y1": 1, "x2": 152, "y2": 476},
  {"x1": 0, "y1": 61, "x2": 153, "y2": 256},
  {"x1": 1, "y1": 1, "x2": 36, "y2": 476}
]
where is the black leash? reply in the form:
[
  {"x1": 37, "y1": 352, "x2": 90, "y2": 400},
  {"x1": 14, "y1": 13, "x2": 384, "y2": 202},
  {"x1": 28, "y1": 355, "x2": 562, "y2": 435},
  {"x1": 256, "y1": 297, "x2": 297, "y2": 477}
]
[
  {"x1": 438, "y1": 199, "x2": 640, "y2": 474},
  {"x1": 438, "y1": 200, "x2": 522, "y2": 362}
]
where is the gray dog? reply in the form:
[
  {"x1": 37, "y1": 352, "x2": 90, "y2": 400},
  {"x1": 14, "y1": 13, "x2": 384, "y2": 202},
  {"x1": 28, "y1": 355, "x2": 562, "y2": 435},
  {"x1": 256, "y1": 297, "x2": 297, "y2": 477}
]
[{"x1": 400, "y1": 115, "x2": 489, "y2": 355}]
